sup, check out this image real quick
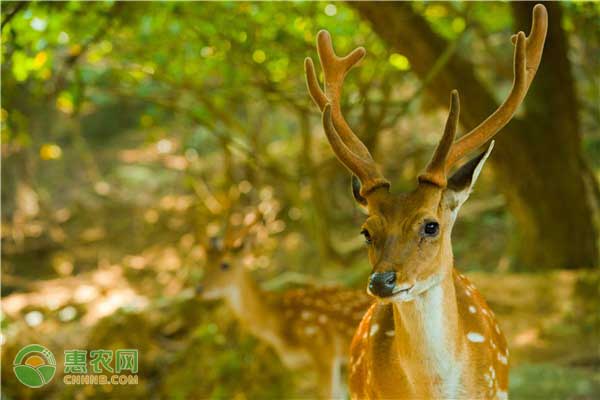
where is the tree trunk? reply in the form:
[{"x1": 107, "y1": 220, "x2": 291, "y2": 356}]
[{"x1": 351, "y1": 1, "x2": 599, "y2": 269}]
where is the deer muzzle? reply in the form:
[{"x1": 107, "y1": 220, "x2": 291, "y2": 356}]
[{"x1": 368, "y1": 271, "x2": 397, "y2": 298}]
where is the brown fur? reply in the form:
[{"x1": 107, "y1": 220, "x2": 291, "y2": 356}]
[
  {"x1": 345, "y1": 183, "x2": 509, "y2": 399},
  {"x1": 349, "y1": 270, "x2": 508, "y2": 399},
  {"x1": 200, "y1": 245, "x2": 373, "y2": 399},
  {"x1": 303, "y1": 8, "x2": 548, "y2": 396}
]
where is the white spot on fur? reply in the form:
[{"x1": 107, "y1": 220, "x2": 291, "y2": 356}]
[
  {"x1": 495, "y1": 323, "x2": 501, "y2": 334},
  {"x1": 468, "y1": 305, "x2": 477, "y2": 313},
  {"x1": 301, "y1": 311, "x2": 312, "y2": 320},
  {"x1": 467, "y1": 332, "x2": 485, "y2": 343},
  {"x1": 484, "y1": 372, "x2": 492, "y2": 387},
  {"x1": 318, "y1": 314, "x2": 328, "y2": 323},
  {"x1": 369, "y1": 323, "x2": 379, "y2": 336},
  {"x1": 484, "y1": 366, "x2": 496, "y2": 388},
  {"x1": 351, "y1": 351, "x2": 364, "y2": 374},
  {"x1": 497, "y1": 390, "x2": 508, "y2": 400},
  {"x1": 385, "y1": 330, "x2": 395, "y2": 337},
  {"x1": 498, "y1": 353, "x2": 508, "y2": 365},
  {"x1": 304, "y1": 326, "x2": 317, "y2": 335}
]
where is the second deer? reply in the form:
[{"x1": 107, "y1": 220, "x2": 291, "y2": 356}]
[
  {"x1": 197, "y1": 213, "x2": 372, "y2": 398},
  {"x1": 304, "y1": 4, "x2": 547, "y2": 399}
]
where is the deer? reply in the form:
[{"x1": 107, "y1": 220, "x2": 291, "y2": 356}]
[
  {"x1": 304, "y1": 4, "x2": 547, "y2": 399},
  {"x1": 196, "y1": 212, "x2": 373, "y2": 399}
]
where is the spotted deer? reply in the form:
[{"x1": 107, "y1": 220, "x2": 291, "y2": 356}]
[
  {"x1": 196, "y1": 213, "x2": 373, "y2": 399},
  {"x1": 304, "y1": 4, "x2": 547, "y2": 399}
]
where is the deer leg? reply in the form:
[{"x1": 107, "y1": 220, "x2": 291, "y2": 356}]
[
  {"x1": 330, "y1": 356, "x2": 346, "y2": 400},
  {"x1": 313, "y1": 356, "x2": 346, "y2": 400},
  {"x1": 314, "y1": 359, "x2": 334, "y2": 400}
]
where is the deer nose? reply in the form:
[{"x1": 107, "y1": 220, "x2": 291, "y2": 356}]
[
  {"x1": 368, "y1": 271, "x2": 397, "y2": 297},
  {"x1": 195, "y1": 284, "x2": 204, "y2": 295}
]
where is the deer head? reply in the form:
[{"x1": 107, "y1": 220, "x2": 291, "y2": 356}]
[
  {"x1": 305, "y1": 5, "x2": 547, "y2": 302},
  {"x1": 197, "y1": 212, "x2": 261, "y2": 300}
]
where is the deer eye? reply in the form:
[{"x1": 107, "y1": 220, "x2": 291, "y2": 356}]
[
  {"x1": 361, "y1": 229, "x2": 373, "y2": 245},
  {"x1": 423, "y1": 221, "x2": 439, "y2": 237},
  {"x1": 220, "y1": 262, "x2": 230, "y2": 271}
]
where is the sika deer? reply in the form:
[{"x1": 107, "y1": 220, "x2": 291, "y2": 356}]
[
  {"x1": 304, "y1": 5, "x2": 547, "y2": 399},
  {"x1": 197, "y1": 214, "x2": 372, "y2": 399}
]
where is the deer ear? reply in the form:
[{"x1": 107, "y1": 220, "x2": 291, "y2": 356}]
[
  {"x1": 443, "y1": 141, "x2": 494, "y2": 212},
  {"x1": 209, "y1": 236, "x2": 224, "y2": 252},
  {"x1": 230, "y1": 237, "x2": 245, "y2": 253},
  {"x1": 351, "y1": 175, "x2": 368, "y2": 206}
]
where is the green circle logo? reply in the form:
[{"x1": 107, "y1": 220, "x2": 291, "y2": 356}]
[{"x1": 13, "y1": 344, "x2": 56, "y2": 388}]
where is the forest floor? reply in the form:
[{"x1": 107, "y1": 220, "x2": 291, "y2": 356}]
[
  {"x1": 2, "y1": 269, "x2": 599, "y2": 399},
  {"x1": 471, "y1": 270, "x2": 600, "y2": 399}
]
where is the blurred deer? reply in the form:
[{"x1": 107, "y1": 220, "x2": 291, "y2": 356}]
[
  {"x1": 197, "y1": 211, "x2": 373, "y2": 399},
  {"x1": 304, "y1": 5, "x2": 547, "y2": 399}
]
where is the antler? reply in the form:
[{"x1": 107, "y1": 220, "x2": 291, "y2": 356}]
[
  {"x1": 420, "y1": 4, "x2": 547, "y2": 187},
  {"x1": 419, "y1": 90, "x2": 460, "y2": 187},
  {"x1": 223, "y1": 210, "x2": 262, "y2": 249},
  {"x1": 305, "y1": 30, "x2": 389, "y2": 196}
]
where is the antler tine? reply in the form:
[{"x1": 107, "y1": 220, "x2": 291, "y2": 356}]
[
  {"x1": 444, "y1": 4, "x2": 547, "y2": 170},
  {"x1": 419, "y1": 90, "x2": 460, "y2": 187},
  {"x1": 322, "y1": 104, "x2": 389, "y2": 193},
  {"x1": 305, "y1": 57, "x2": 329, "y2": 110},
  {"x1": 512, "y1": 3, "x2": 547, "y2": 88},
  {"x1": 305, "y1": 30, "x2": 374, "y2": 162},
  {"x1": 223, "y1": 210, "x2": 262, "y2": 249},
  {"x1": 305, "y1": 30, "x2": 389, "y2": 196}
]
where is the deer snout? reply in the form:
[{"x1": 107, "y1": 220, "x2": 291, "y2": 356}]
[
  {"x1": 368, "y1": 271, "x2": 396, "y2": 298},
  {"x1": 195, "y1": 284, "x2": 204, "y2": 295}
]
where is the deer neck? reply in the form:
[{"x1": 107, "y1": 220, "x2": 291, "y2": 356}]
[
  {"x1": 390, "y1": 269, "x2": 465, "y2": 397},
  {"x1": 224, "y1": 270, "x2": 285, "y2": 350}
]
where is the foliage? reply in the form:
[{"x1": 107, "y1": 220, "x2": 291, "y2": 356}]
[{"x1": 1, "y1": 2, "x2": 599, "y2": 399}]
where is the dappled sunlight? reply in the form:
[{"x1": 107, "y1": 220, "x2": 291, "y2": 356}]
[
  {"x1": 2, "y1": 1, "x2": 599, "y2": 399},
  {"x1": 2, "y1": 265, "x2": 150, "y2": 328}
]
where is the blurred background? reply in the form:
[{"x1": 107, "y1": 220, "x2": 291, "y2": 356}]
[{"x1": 1, "y1": 1, "x2": 599, "y2": 399}]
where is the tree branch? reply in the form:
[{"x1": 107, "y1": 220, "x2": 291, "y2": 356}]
[{"x1": 1, "y1": 2, "x2": 28, "y2": 30}]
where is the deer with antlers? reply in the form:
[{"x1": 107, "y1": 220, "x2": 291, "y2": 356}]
[
  {"x1": 196, "y1": 211, "x2": 373, "y2": 399},
  {"x1": 304, "y1": 4, "x2": 547, "y2": 399}
]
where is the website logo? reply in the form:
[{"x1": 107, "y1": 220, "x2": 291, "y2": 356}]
[{"x1": 13, "y1": 344, "x2": 57, "y2": 388}]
